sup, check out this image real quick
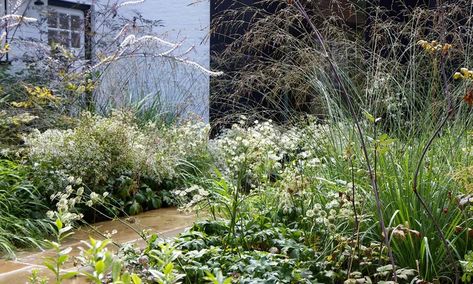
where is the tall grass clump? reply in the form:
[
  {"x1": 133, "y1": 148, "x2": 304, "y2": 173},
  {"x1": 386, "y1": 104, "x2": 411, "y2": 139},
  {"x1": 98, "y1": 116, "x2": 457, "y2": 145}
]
[
  {"x1": 211, "y1": 0, "x2": 473, "y2": 133},
  {"x1": 0, "y1": 160, "x2": 52, "y2": 257},
  {"x1": 207, "y1": 0, "x2": 473, "y2": 281}
]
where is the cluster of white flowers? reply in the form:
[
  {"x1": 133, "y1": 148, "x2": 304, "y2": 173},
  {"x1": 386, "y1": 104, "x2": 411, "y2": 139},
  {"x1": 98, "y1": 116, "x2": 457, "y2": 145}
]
[
  {"x1": 25, "y1": 111, "x2": 210, "y2": 193},
  {"x1": 47, "y1": 177, "x2": 85, "y2": 226},
  {"x1": 143, "y1": 121, "x2": 210, "y2": 182},
  {"x1": 210, "y1": 116, "x2": 329, "y2": 190},
  {"x1": 305, "y1": 191, "x2": 355, "y2": 232},
  {"x1": 47, "y1": 175, "x2": 112, "y2": 226},
  {"x1": 210, "y1": 117, "x2": 292, "y2": 182},
  {"x1": 172, "y1": 184, "x2": 210, "y2": 213}
]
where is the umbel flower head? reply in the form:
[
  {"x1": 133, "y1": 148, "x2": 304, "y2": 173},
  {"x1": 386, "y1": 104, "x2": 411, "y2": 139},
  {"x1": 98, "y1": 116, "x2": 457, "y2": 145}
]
[
  {"x1": 417, "y1": 40, "x2": 452, "y2": 55},
  {"x1": 452, "y1": 68, "x2": 473, "y2": 106},
  {"x1": 454, "y1": 68, "x2": 473, "y2": 80}
]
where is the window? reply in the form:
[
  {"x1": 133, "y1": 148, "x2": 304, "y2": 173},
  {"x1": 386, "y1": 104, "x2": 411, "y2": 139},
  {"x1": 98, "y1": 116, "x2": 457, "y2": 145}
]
[{"x1": 47, "y1": 7, "x2": 84, "y2": 49}]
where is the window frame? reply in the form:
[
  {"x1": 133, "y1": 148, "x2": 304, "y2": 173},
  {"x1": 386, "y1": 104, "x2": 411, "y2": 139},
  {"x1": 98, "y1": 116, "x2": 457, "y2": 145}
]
[
  {"x1": 47, "y1": 7, "x2": 84, "y2": 50},
  {"x1": 47, "y1": 0, "x2": 92, "y2": 60}
]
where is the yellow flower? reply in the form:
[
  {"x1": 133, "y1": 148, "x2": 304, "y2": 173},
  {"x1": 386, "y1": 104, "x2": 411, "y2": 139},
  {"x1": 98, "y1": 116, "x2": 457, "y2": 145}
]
[
  {"x1": 11, "y1": 101, "x2": 32, "y2": 108},
  {"x1": 24, "y1": 85, "x2": 59, "y2": 104},
  {"x1": 454, "y1": 72, "x2": 463, "y2": 80}
]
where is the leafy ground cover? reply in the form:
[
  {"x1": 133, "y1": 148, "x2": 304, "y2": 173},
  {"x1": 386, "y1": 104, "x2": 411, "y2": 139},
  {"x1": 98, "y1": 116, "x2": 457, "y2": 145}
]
[{"x1": 4, "y1": 0, "x2": 473, "y2": 283}]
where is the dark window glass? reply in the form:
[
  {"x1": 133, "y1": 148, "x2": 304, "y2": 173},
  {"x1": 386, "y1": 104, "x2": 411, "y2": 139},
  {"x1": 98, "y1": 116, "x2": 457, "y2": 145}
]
[
  {"x1": 71, "y1": 15, "x2": 81, "y2": 31},
  {"x1": 59, "y1": 13, "x2": 69, "y2": 29},
  {"x1": 71, "y1": 32, "x2": 81, "y2": 48},
  {"x1": 48, "y1": 11, "x2": 57, "y2": 28},
  {"x1": 59, "y1": 31, "x2": 70, "y2": 47},
  {"x1": 48, "y1": 30, "x2": 58, "y2": 45}
]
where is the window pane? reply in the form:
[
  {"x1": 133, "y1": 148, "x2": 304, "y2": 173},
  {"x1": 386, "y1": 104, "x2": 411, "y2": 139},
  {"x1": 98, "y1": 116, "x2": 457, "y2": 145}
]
[
  {"x1": 71, "y1": 32, "x2": 81, "y2": 48},
  {"x1": 48, "y1": 30, "x2": 58, "y2": 45},
  {"x1": 59, "y1": 13, "x2": 69, "y2": 29},
  {"x1": 48, "y1": 11, "x2": 57, "y2": 28},
  {"x1": 59, "y1": 31, "x2": 70, "y2": 47},
  {"x1": 71, "y1": 15, "x2": 81, "y2": 31}
]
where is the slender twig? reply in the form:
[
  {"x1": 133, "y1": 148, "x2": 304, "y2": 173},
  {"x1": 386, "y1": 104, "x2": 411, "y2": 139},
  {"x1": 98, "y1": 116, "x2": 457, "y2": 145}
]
[
  {"x1": 291, "y1": 1, "x2": 397, "y2": 281},
  {"x1": 91, "y1": 206, "x2": 148, "y2": 242},
  {"x1": 347, "y1": 150, "x2": 360, "y2": 278},
  {"x1": 83, "y1": 223, "x2": 121, "y2": 248}
]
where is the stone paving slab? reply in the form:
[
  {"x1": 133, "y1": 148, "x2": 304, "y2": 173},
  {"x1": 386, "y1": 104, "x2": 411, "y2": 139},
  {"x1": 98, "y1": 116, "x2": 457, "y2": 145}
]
[{"x1": 0, "y1": 207, "x2": 195, "y2": 284}]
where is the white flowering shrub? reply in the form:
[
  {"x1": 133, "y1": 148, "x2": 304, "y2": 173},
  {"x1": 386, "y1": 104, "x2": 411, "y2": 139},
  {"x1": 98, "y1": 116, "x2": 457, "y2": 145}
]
[
  {"x1": 209, "y1": 116, "x2": 329, "y2": 188},
  {"x1": 172, "y1": 184, "x2": 210, "y2": 213},
  {"x1": 26, "y1": 112, "x2": 142, "y2": 191},
  {"x1": 171, "y1": 117, "x2": 331, "y2": 215},
  {"x1": 142, "y1": 120, "x2": 211, "y2": 182},
  {"x1": 25, "y1": 111, "x2": 210, "y2": 215},
  {"x1": 210, "y1": 117, "x2": 297, "y2": 184}
]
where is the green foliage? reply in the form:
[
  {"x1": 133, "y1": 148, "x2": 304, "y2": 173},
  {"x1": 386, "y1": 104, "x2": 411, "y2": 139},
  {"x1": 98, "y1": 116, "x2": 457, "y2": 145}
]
[
  {"x1": 31, "y1": 215, "x2": 144, "y2": 284},
  {"x1": 0, "y1": 159, "x2": 52, "y2": 257},
  {"x1": 148, "y1": 117, "x2": 473, "y2": 282},
  {"x1": 0, "y1": 60, "x2": 83, "y2": 150},
  {"x1": 42, "y1": 220, "x2": 78, "y2": 284},
  {"x1": 25, "y1": 111, "x2": 210, "y2": 216},
  {"x1": 461, "y1": 251, "x2": 473, "y2": 283}
]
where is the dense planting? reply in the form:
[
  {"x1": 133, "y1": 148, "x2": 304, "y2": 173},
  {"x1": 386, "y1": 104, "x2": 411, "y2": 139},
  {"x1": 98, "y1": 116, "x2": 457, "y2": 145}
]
[{"x1": 4, "y1": 0, "x2": 473, "y2": 283}]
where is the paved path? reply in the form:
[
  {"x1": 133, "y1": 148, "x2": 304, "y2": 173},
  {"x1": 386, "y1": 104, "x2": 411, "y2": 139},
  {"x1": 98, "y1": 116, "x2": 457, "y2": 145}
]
[{"x1": 0, "y1": 207, "x2": 195, "y2": 283}]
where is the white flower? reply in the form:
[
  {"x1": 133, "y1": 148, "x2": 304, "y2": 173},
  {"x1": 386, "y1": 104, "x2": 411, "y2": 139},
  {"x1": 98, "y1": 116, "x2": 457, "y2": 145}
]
[
  {"x1": 326, "y1": 200, "x2": 339, "y2": 209},
  {"x1": 46, "y1": 211, "x2": 55, "y2": 219},
  {"x1": 186, "y1": 186, "x2": 198, "y2": 193},
  {"x1": 306, "y1": 209, "x2": 315, "y2": 217},
  {"x1": 90, "y1": 192, "x2": 100, "y2": 203},
  {"x1": 76, "y1": 187, "x2": 84, "y2": 196},
  {"x1": 198, "y1": 188, "x2": 209, "y2": 197},
  {"x1": 57, "y1": 198, "x2": 68, "y2": 211},
  {"x1": 65, "y1": 185, "x2": 73, "y2": 194}
]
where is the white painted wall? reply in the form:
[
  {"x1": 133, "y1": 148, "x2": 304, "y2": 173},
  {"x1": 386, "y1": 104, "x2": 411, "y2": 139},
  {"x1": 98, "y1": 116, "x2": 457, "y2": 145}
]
[
  {"x1": 1, "y1": 1, "x2": 46, "y2": 65},
  {"x1": 2, "y1": 0, "x2": 211, "y2": 121},
  {"x1": 96, "y1": 0, "x2": 211, "y2": 121}
]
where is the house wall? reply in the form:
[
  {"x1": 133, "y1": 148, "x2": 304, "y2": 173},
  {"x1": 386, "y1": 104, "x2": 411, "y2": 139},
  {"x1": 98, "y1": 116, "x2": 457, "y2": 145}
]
[
  {"x1": 2, "y1": 0, "x2": 211, "y2": 122},
  {"x1": 1, "y1": 1, "x2": 45, "y2": 65},
  {"x1": 97, "y1": 0, "x2": 211, "y2": 121}
]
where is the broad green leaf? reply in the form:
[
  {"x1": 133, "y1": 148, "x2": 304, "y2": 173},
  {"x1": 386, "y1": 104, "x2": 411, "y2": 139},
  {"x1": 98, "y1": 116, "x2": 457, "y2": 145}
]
[
  {"x1": 112, "y1": 260, "x2": 122, "y2": 281},
  {"x1": 131, "y1": 273, "x2": 142, "y2": 284},
  {"x1": 363, "y1": 111, "x2": 375, "y2": 123},
  {"x1": 55, "y1": 218, "x2": 63, "y2": 230},
  {"x1": 95, "y1": 260, "x2": 105, "y2": 274},
  {"x1": 57, "y1": 254, "x2": 69, "y2": 265},
  {"x1": 60, "y1": 271, "x2": 79, "y2": 280},
  {"x1": 163, "y1": 262, "x2": 173, "y2": 274}
]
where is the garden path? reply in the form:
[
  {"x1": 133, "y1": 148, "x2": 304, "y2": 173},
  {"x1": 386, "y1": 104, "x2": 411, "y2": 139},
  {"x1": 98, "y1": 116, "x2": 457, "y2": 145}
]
[{"x1": 0, "y1": 207, "x2": 195, "y2": 283}]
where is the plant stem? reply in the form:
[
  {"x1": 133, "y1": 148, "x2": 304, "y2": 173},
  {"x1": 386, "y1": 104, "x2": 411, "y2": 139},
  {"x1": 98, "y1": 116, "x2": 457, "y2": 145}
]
[
  {"x1": 292, "y1": 1, "x2": 397, "y2": 281},
  {"x1": 347, "y1": 153, "x2": 360, "y2": 278}
]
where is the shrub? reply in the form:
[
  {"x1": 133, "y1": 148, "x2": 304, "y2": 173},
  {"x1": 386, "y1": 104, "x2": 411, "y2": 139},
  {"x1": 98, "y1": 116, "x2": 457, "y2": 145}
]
[
  {"x1": 209, "y1": 116, "x2": 328, "y2": 188},
  {"x1": 25, "y1": 111, "x2": 210, "y2": 216}
]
